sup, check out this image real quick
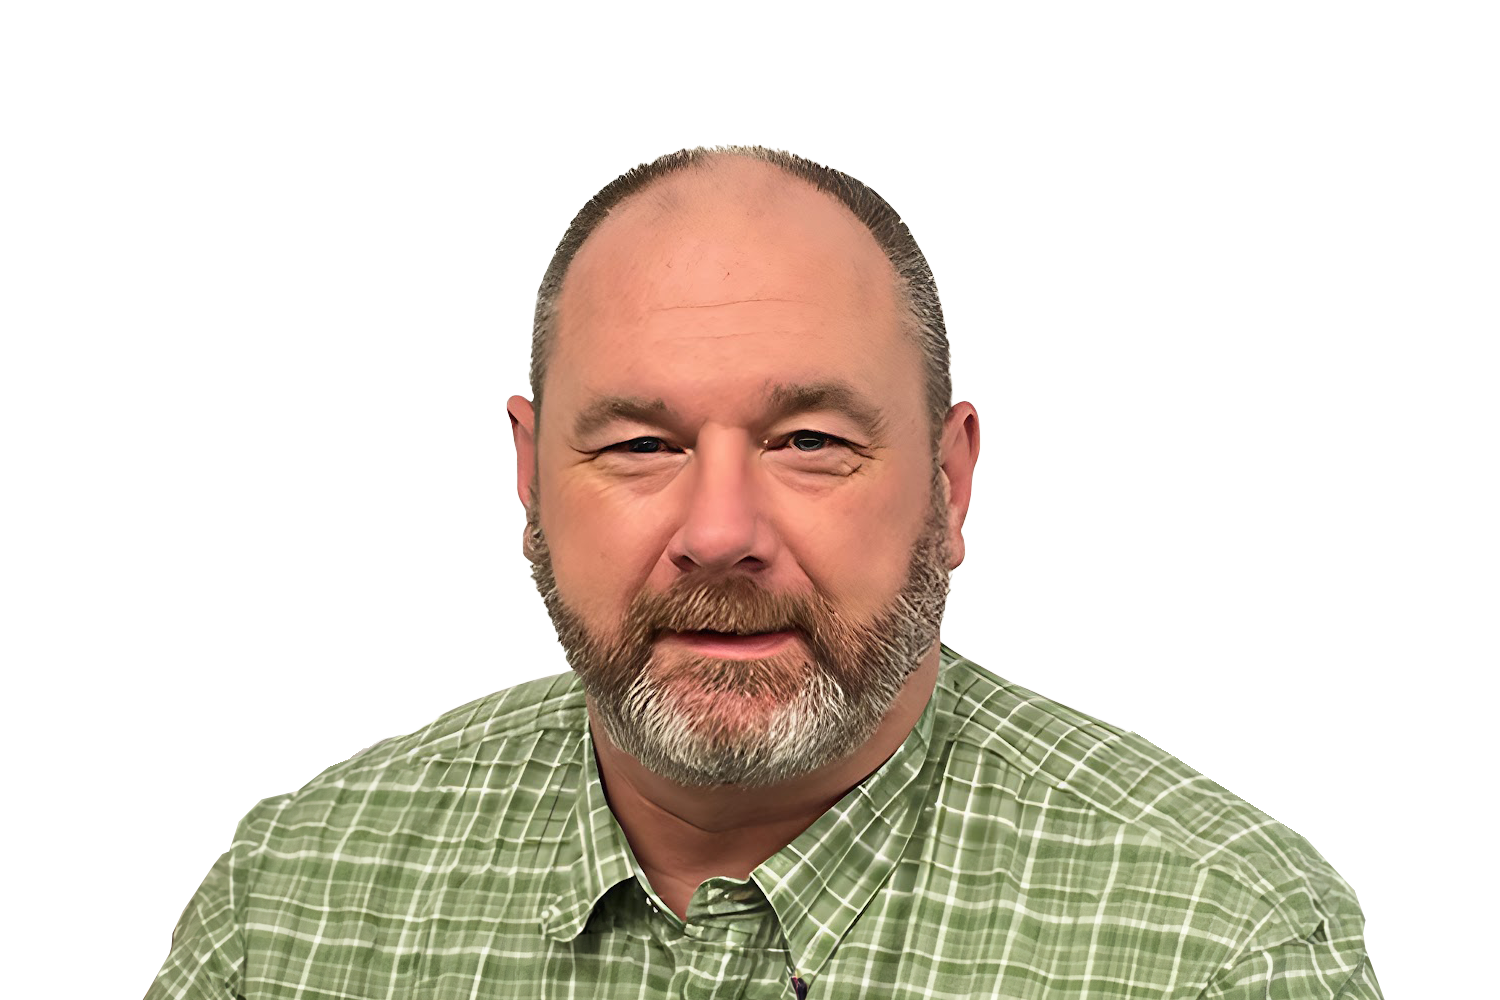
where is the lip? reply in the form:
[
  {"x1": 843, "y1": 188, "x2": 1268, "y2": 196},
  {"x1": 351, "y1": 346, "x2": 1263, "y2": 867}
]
[{"x1": 657, "y1": 629, "x2": 800, "y2": 659}]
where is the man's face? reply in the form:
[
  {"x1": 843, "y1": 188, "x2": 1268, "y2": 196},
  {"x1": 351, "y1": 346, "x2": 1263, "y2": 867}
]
[{"x1": 517, "y1": 160, "x2": 961, "y2": 786}]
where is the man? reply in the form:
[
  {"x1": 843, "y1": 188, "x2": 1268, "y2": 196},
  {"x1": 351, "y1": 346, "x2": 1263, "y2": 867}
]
[{"x1": 148, "y1": 147, "x2": 1380, "y2": 998}]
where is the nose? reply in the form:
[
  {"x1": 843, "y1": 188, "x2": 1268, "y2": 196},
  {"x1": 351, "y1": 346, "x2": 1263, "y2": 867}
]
[{"x1": 666, "y1": 430, "x2": 774, "y2": 575}]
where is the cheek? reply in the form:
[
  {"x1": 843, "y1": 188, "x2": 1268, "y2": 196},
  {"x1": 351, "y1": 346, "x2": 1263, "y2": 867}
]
[
  {"x1": 541, "y1": 477, "x2": 672, "y2": 620},
  {"x1": 780, "y1": 474, "x2": 931, "y2": 612}
]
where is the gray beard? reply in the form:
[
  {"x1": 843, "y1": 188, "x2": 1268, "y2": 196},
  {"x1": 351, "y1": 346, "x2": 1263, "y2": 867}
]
[{"x1": 526, "y1": 481, "x2": 952, "y2": 787}]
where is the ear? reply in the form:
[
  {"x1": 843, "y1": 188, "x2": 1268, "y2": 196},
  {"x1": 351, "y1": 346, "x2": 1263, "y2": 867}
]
[
  {"x1": 508, "y1": 395, "x2": 537, "y2": 510},
  {"x1": 936, "y1": 402, "x2": 981, "y2": 569},
  {"x1": 510, "y1": 395, "x2": 540, "y2": 509}
]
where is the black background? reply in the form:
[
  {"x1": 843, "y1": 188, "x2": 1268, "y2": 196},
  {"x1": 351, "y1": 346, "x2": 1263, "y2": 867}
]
[{"x1": 135, "y1": 128, "x2": 1386, "y2": 983}]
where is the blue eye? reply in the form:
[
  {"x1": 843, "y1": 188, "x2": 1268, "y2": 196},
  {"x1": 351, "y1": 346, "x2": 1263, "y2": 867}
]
[
  {"x1": 790, "y1": 432, "x2": 830, "y2": 452},
  {"x1": 623, "y1": 437, "x2": 666, "y2": 453}
]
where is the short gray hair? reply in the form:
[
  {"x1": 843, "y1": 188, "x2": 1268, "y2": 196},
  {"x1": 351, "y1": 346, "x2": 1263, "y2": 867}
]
[{"x1": 531, "y1": 145, "x2": 951, "y2": 441}]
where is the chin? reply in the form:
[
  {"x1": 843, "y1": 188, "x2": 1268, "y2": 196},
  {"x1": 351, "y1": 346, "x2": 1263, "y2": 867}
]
[
  {"x1": 659, "y1": 677, "x2": 789, "y2": 724},
  {"x1": 599, "y1": 655, "x2": 868, "y2": 788},
  {"x1": 644, "y1": 648, "x2": 815, "y2": 715}
]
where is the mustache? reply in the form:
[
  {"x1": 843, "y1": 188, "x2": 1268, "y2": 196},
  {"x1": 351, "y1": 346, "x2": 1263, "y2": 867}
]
[{"x1": 623, "y1": 575, "x2": 833, "y2": 639}]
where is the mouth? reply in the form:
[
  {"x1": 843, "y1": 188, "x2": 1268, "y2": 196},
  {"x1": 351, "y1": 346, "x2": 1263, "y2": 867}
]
[{"x1": 657, "y1": 629, "x2": 799, "y2": 659}]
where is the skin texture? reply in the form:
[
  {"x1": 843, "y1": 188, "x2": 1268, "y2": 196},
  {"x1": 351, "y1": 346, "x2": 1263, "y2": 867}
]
[{"x1": 508, "y1": 157, "x2": 980, "y2": 918}]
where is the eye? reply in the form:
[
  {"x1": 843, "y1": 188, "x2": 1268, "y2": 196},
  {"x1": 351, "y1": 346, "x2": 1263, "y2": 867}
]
[
  {"x1": 789, "y1": 431, "x2": 833, "y2": 452},
  {"x1": 771, "y1": 430, "x2": 857, "y2": 455},
  {"x1": 606, "y1": 436, "x2": 677, "y2": 455},
  {"x1": 765, "y1": 429, "x2": 864, "y2": 478}
]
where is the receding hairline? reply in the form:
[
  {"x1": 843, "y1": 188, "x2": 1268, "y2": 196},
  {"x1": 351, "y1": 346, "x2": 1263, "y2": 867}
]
[
  {"x1": 561, "y1": 150, "x2": 888, "y2": 302},
  {"x1": 537, "y1": 150, "x2": 916, "y2": 403},
  {"x1": 573, "y1": 150, "x2": 875, "y2": 239}
]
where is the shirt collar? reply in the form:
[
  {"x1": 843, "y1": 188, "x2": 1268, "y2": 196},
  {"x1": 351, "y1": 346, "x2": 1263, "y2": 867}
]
[{"x1": 538, "y1": 727, "x2": 638, "y2": 942}]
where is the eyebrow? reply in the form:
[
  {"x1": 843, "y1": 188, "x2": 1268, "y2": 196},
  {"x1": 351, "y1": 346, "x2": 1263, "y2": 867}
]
[
  {"x1": 766, "y1": 380, "x2": 888, "y2": 441},
  {"x1": 572, "y1": 395, "x2": 672, "y2": 440},
  {"x1": 569, "y1": 380, "x2": 888, "y2": 442}
]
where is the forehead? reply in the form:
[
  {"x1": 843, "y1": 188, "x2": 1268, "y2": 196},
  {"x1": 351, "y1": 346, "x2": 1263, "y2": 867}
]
[{"x1": 546, "y1": 158, "x2": 918, "y2": 420}]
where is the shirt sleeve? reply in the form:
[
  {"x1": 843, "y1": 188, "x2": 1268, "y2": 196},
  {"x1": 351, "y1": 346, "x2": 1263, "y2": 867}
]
[
  {"x1": 1194, "y1": 863, "x2": 1380, "y2": 995},
  {"x1": 144, "y1": 799, "x2": 283, "y2": 1000},
  {"x1": 1206, "y1": 947, "x2": 1380, "y2": 1000}
]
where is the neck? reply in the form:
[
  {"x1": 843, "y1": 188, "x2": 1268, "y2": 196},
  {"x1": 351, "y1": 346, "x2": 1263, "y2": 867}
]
[{"x1": 588, "y1": 644, "x2": 941, "y2": 919}]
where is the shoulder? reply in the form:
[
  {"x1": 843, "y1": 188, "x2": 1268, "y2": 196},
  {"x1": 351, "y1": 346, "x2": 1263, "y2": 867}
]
[
  {"x1": 361, "y1": 668, "x2": 585, "y2": 773},
  {"x1": 315, "y1": 670, "x2": 586, "y2": 784},
  {"x1": 934, "y1": 647, "x2": 1367, "y2": 970},
  {"x1": 238, "y1": 671, "x2": 587, "y2": 840}
]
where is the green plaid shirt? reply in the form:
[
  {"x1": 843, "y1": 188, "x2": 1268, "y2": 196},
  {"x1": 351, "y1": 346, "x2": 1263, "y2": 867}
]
[{"x1": 148, "y1": 647, "x2": 1379, "y2": 999}]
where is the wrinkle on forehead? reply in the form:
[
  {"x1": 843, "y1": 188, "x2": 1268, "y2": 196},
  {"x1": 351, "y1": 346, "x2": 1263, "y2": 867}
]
[{"x1": 650, "y1": 297, "x2": 807, "y2": 313}]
